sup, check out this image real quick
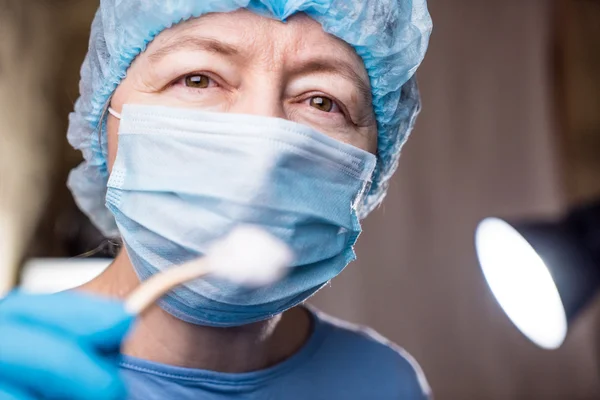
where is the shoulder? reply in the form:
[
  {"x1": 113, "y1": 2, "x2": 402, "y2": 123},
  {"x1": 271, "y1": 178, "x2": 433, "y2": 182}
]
[{"x1": 311, "y1": 308, "x2": 432, "y2": 399}]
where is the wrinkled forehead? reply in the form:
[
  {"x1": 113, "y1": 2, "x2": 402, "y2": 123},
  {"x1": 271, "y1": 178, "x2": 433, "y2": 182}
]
[{"x1": 144, "y1": 9, "x2": 368, "y2": 70}]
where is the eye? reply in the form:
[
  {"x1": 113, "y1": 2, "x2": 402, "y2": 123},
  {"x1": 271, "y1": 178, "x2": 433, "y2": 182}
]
[
  {"x1": 308, "y1": 96, "x2": 340, "y2": 113},
  {"x1": 173, "y1": 73, "x2": 220, "y2": 90},
  {"x1": 184, "y1": 74, "x2": 213, "y2": 89}
]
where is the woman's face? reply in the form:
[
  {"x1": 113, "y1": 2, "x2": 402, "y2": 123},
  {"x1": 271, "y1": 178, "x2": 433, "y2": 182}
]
[{"x1": 107, "y1": 9, "x2": 378, "y2": 171}]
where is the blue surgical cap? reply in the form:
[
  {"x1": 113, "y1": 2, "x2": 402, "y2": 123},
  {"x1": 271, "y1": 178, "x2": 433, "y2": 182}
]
[{"x1": 67, "y1": 0, "x2": 432, "y2": 237}]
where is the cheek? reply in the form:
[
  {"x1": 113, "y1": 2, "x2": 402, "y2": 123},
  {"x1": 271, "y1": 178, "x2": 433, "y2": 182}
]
[
  {"x1": 106, "y1": 115, "x2": 120, "y2": 172},
  {"x1": 368, "y1": 131, "x2": 378, "y2": 154},
  {"x1": 353, "y1": 126, "x2": 378, "y2": 155}
]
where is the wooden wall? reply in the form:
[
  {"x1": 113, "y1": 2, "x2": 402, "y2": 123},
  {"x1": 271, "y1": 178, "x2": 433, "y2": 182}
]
[{"x1": 557, "y1": 0, "x2": 600, "y2": 204}]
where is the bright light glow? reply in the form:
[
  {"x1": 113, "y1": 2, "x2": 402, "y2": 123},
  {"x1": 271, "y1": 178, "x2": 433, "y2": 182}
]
[
  {"x1": 21, "y1": 258, "x2": 111, "y2": 294},
  {"x1": 476, "y1": 218, "x2": 567, "y2": 349}
]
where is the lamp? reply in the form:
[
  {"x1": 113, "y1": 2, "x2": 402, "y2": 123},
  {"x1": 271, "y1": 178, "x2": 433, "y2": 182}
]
[{"x1": 475, "y1": 200, "x2": 600, "y2": 349}]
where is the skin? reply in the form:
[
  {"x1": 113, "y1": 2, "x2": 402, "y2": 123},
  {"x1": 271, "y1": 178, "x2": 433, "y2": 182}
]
[{"x1": 81, "y1": 9, "x2": 378, "y2": 373}]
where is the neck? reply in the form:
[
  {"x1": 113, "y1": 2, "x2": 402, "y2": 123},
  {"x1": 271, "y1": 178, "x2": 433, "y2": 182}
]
[{"x1": 79, "y1": 249, "x2": 311, "y2": 373}]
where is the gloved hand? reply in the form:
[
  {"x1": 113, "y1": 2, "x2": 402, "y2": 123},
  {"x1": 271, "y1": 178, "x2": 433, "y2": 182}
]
[{"x1": 0, "y1": 291, "x2": 134, "y2": 400}]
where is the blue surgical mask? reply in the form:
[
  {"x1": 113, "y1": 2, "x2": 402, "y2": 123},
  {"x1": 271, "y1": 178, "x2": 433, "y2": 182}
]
[{"x1": 106, "y1": 104, "x2": 377, "y2": 327}]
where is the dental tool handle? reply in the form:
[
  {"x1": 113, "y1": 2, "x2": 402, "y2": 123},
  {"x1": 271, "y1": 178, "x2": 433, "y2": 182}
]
[
  {"x1": 124, "y1": 226, "x2": 291, "y2": 316},
  {"x1": 125, "y1": 258, "x2": 209, "y2": 315}
]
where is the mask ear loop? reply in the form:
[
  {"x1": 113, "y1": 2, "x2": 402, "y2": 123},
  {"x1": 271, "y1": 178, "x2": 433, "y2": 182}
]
[
  {"x1": 97, "y1": 100, "x2": 111, "y2": 157},
  {"x1": 95, "y1": 98, "x2": 124, "y2": 246},
  {"x1": 107, "y1": 107, "x2": 121, "y2": 119},
  {"x1": 96, "y1": 99, "x2": 122, "y2": 162}
]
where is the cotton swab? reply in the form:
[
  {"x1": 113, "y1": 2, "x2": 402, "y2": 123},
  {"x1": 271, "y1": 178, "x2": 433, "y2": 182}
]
[{"x1": 124, "y1": 226, "x2": 293, "y2": 316}]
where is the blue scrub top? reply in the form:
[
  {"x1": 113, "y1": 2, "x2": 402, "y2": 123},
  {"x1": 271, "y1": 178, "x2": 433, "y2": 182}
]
[{"x1": 120, "y1": 307, "x2": 430, "y2": 399}]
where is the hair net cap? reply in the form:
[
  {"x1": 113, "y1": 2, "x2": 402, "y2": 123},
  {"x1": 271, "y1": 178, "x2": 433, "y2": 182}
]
[{"x1": 67, "y1": 0, "x2": 432, "y2": 237}]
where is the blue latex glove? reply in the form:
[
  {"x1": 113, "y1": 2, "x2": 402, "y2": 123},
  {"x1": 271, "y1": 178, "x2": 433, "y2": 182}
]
[{"x1": 0, "y1": 291, "x2": 134, "y2": 400}]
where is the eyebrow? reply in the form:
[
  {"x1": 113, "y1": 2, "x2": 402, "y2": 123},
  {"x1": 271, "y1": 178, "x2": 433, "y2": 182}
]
[{"x1": 148, "y1": 36, "x2": 240, "y2": 63}]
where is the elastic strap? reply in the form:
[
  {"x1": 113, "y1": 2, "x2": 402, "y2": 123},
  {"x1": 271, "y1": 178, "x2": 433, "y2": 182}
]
[{"x1": 108, "y1": 107, "x2": 122, "y2": 120}]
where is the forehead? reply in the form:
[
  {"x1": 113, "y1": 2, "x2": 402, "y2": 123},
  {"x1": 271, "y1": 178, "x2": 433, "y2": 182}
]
[{"x1": 147, "y1": 9, "x2": 367, "y2": 71}]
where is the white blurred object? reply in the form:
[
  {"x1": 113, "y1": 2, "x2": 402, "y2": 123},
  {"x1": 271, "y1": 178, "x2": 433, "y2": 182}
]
[
  {"x1": 20, "y1": 258, "x2": 111, "y2": 293},
  {"x1": 125, "y1": 226, "x2": 293, "y2": 315},
  {"x1": 475, "y1": 218, "x2": 567, "y2": 350},
  {"x1": 21, "y1": 226, "x2": 292, "y2": 302},
  {"x1": 206, "y1": 226, "x2": 292, "y2": 286}
]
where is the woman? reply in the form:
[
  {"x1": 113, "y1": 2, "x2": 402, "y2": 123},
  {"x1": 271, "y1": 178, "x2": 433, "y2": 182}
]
[{"x1": 0, "y1": 1, "x2": 432, "y2": 399}]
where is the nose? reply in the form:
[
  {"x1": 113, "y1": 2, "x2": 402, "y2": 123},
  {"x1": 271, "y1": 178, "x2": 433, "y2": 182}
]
[{"x1": 230, "y1": 77, "x2": 286, "y2": 119}]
